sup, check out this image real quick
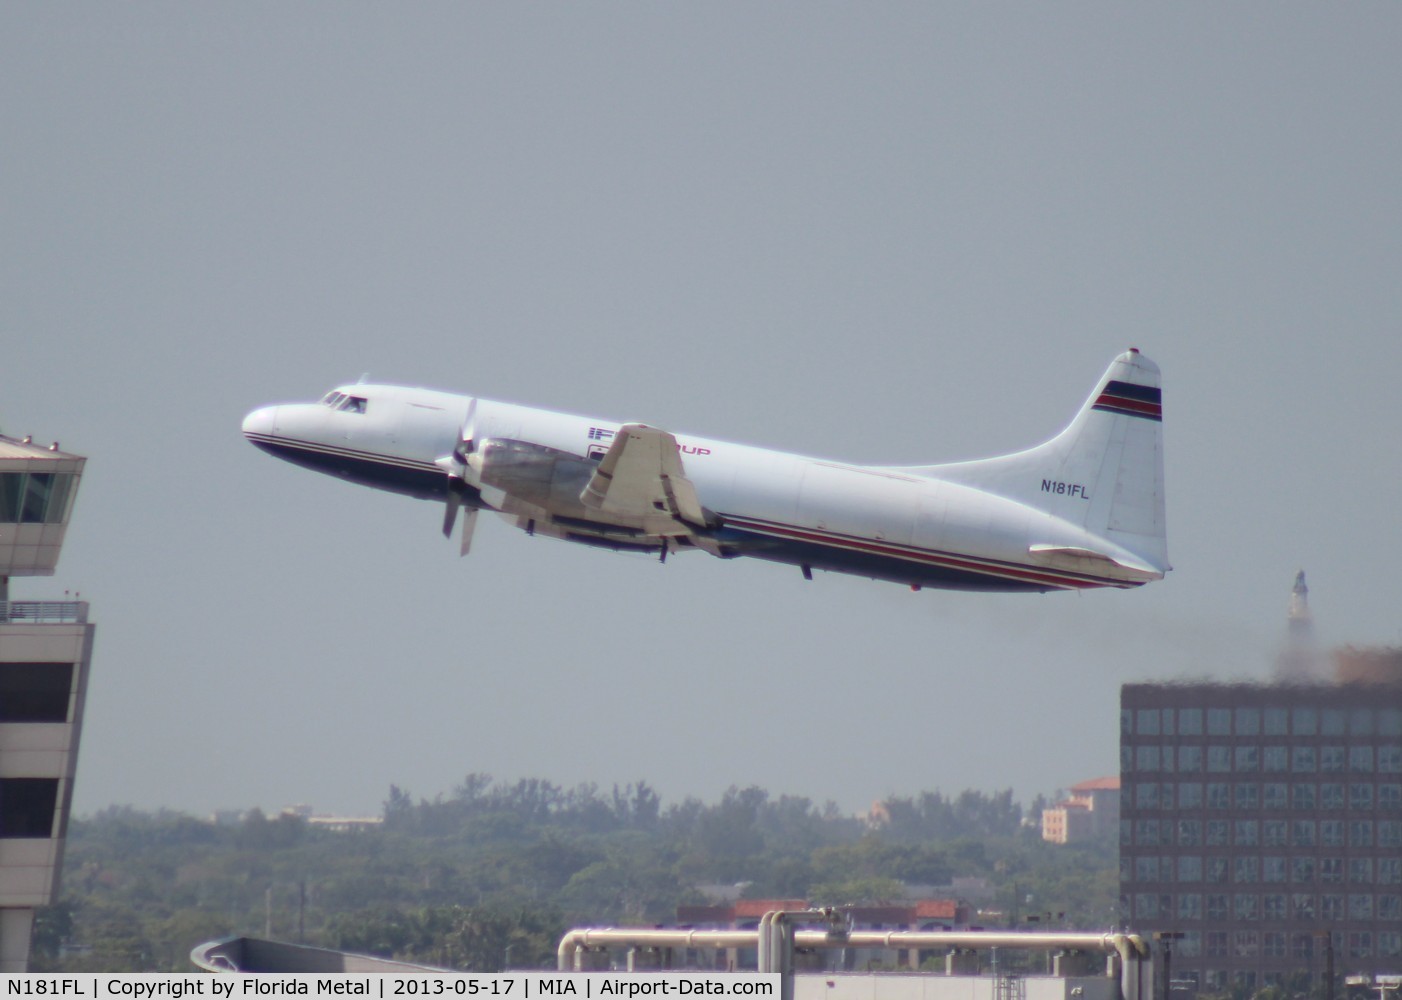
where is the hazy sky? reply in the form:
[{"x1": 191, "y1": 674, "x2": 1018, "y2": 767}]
[{"x1": 3, "y1": 4, "x2": 1399, "y2": 819}]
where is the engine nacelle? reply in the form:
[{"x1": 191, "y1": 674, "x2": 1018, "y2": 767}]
[{"x1": 473, "y1": 438, "x2": 595, "y2": 513}]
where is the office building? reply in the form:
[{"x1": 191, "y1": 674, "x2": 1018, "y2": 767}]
[{"x1": 1119, "y1": 677, "x2": 1402, "y2": 992}]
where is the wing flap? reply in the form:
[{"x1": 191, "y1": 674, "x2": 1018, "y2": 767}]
[{"x1": 580, "y1": 423, "x2": 707, "y2": 528}]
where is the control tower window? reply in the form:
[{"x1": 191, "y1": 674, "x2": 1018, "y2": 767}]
[
  {"x1": 0, "y1": 778, "x2": 59, "y2": 838},
  {"x1": 0, "y1": 472, "x2": 74, "y2": 524},
  {"x1": 0, "y1": 663, "x2": 73, "y2": 722}
]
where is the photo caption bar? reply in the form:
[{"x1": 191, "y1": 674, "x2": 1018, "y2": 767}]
[{"x1": 0, "y1": 974, "x2": 779, "y2": 1000}]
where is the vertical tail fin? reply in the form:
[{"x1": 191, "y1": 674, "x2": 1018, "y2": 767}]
[{"x1": 914, "y1": 349, "x2": 1169, "y2": 572}]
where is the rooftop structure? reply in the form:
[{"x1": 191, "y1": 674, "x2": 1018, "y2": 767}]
[{"x1": 1042, "y1": 777, "x2": 1120, "y2": 845}]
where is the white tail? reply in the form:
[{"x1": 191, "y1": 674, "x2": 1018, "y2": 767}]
[{"x1": 910, "y1": 349, "x2": 1168, "y2": 573}]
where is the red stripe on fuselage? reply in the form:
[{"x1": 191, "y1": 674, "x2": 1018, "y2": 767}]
[{"x1": 721, "y1": 514, "x2": 1126, "y2": 590}]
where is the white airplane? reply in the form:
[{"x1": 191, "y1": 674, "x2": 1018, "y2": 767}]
[{"x1": 242, "y1": 349, "x2": 1168, "y2": 593}]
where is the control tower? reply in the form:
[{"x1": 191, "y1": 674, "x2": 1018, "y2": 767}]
[{"x1": 0, "y1": 434, "x2": 90, "y2": 972}]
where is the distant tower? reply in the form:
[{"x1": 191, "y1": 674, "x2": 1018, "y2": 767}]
[
  {"x1": 1287, "y1": 570, "x2": 1312, "y2": 643},
  {"x1": 1276, "y1": 569, "x2": 1321, "y2": 682}
]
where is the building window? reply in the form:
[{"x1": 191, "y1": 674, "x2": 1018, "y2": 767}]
[
  {"x1": 1292, "y1": 857, "x2": 1316, "y2": 883},
  {"x1": 1291, "y1": 933, "x2": 1315, "y2": 958},
  {"x1": 1207, "y1": 783, "x2": 1230, "y2": 809},
  {"x1": 1321, "y1": 746, "x2": 1346, "y2": 773},
  {"x1": 1264, "y1": 708, "x2": 1289, "y2": 735},
  {"x1": 1263, "y1": 894, "x2": 1287, "y2": 920},
  {"x1": 1136, "y1": 857, "x2": 1160, "y2": 882},
  {"x1": 1207, "y1": 857, "x2": 1229, "y2": 883},
  {"x1": 1264, "y1": 857, "x2": 1287, "y2": 883},
  {"x1": 1350, "y1": 784, "x2": 1374, "y2": 810},
  {"x1": 1180, "y1": 709, "x2": 1203, "y2": 735},
  {"x1": 1347, "y1": 932, "x2": 1372, "y2": 959},
  {"x1": 1208, "y1": 708, "x2": 1232, "y2": 735},
  {"x1": 0, "y1": 663, "x2": 73, "y2": 722},
  {"x1": 1378, "y1": 895, "x2": 1401, "y2": 921},
  {"x1": 1207, "y1": 746, "x2": 1231, "y2": 772},
  {"x1": 1320, "y1": 783, "x2": 1344, "y2": 809},
  {"x1": 1320, "y1": 858, "x2": 1344, "y2": 884},
  {"x1": 1349, "y1": 895, "x2": 1374, "y2": 920},
  {"x1": 1263, "y1": 783, "x2": 1288, "y2": 809},
  {"x1": 1180, "y1": 747, "x2": 1204, "y2": 772},
  {"x1": 1232, "y1": 932, "x2": 1259, "y2": 959},
  {"x1": 1235, "y1": 746, "x2": 1260, "y2": 771},
  {"x1": 1322, "y1": 709, "x2": 1347, "y2": 736},
  {"x1": 1178, "y1": 819, "x2": 1202, "y2": 846},
  {"x1": 1236, "y1": 708, "x2": 1261, "y2": 735},
  {"x1": 1293, "y1": 707, "x2": 1318, "y2": 736},
  {"x1": 1178, "y1": 894, "x2": 1202, "y2": 920},
  {"x1": 0, "y1": 778, "x2": 59, "y2": 837},
  {"x1": 1381, "y1": 710, "x2": 1402, "y2": 737},
  {"x1": 1321, "y1": 821, "x2": 1345, "y2": 848},
  {"x1": 1379, "y1": 785, "x2": 1400, "y2": 811},
  {"x1": 1263, "y1": 746, "x2": 1288, "y2": 772},
  {"x1": 1179, "y1": 782, "x2": 1203, "y2": 808},
  {"x1": 1293, "y1": 783, "x2": 1316, "y2": 810},
  {"x1": 1349, "y1": 820, "x2": 1373, "y2": 847},
  {"x1": 1179, "y1": 856, "x2": 1203, "y2": 882},
  {"x1": 1380, "y1": 746, "x2": 1402, "y2": 773},
  {"x1": 1349, "y1": 859, "x2": 1373, "y2": 884},
  {"x1": 1136, "y1": 747, "x2": 1160, "y2": 773},
  {"x1": 1292, "y1": 894, "x2": 1316, "y2": 921},
  {"x1": 1263, "y1": 932, "x2": 1287, "y2": 958},
  {"x1": 1207, "y1": 821, "x2": 1229, "y2": 846},
  {"x1": 1293, "y1": 746, "x2": 1317, "y2": 772},
  {"x1": 1235, "y1": 783, "x2": 1259, "y2": 809},
  {"x1": 1264, "y1": 820, "x2": 1288, "y2": 846},
  {"x1": 1291, "y1": 820, "x2": 1316, "y2": 847},
  {"x1": 1379, "y1": 820, "x2": 1402, "y2": 847},
  {"x1": 1205, "y1": 931, "x2": 1228, "y2": 957},
  {"x1": 1234, "y1": 820, "x2": 1259, "y2": 847},
  {"x1": 1136, "y1": 709, "x2": 1160, "y2": 736},
  {"x1": 1206, "y1": 896, "x2": 1229, "y2": 922},
  {"x1": 1379, "y1": 931, "x2": 1401, "y2": 959},
  {"x1": 1135, "y1": 894, "x2": 1160, "y2": 919},
  {"x1": 1234, "y1": 858, "x2": 1260, "y2": 884},
  {"x1": 1350, "y1": 709, "x2": 1374, "y2": 736},
  {"x1": 1321, "y1": 894, "x2": 1344, "y2": 921},
  {"x1": 1382, "y1": 858, "x2": 1402, "y2": 884}
]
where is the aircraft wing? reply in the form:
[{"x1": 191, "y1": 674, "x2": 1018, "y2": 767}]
[{"x1": 580, "y1": 423, "x2": 707, "y2": 529}]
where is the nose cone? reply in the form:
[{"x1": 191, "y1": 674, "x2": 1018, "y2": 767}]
[{"x1": 242, "y1": 405, "x2": 279, "y2": 442}]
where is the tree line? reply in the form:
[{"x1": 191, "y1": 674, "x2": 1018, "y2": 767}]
[{"x1": 34, "y1": 779, "x2": 1113, "y2": 973}]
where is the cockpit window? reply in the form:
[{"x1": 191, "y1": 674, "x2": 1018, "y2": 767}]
[{"x1": 338, "y1": 395, "x2": 367, "y2": 414}]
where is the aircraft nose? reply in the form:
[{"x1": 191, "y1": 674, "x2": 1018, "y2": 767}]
[{"x1": 242, "y1": 405, "x2": 279, "y2": 441}]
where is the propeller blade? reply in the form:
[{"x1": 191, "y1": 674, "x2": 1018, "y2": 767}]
[
  {"x1": 459, "y1": 507, "x2": 478, "y2": 557},
  {"x1": 442, "y1": 485, "x2": 460, "y2": 538}
]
